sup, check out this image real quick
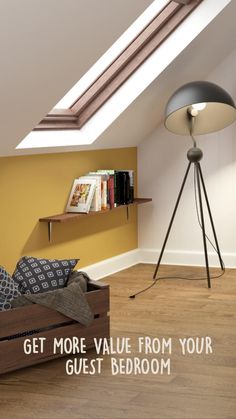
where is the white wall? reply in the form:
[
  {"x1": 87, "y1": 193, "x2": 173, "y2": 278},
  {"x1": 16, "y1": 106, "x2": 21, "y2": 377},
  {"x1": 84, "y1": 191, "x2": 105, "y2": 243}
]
[{"x1": 138, "y1": 48, "x2": 236, "y2": 268}]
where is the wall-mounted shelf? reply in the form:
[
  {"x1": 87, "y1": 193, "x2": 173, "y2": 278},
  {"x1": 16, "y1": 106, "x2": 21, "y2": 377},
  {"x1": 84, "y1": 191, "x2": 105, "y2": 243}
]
[{"x1": 39, "y1": 198, "x2": 152, "y2": 242}]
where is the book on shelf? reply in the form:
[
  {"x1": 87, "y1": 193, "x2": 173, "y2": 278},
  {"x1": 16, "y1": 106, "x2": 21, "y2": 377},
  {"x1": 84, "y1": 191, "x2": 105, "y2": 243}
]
[
  {"x1": 97, "y1": 169, "x2": 134, "y2": 207},
  {"x1": 127, "y1": 170, "x2": 134, "y2": 203},
  {"x1": 87, "y1": 172, "x2": 109, "y2": 210},
  {"x1": 96, "y1": 170, "x2": 114, "y2": 209},
  {"x1": 70, "y1": 169, "x2": 134, "y2": 213},
  {"x1": 115, "y1": 171, "x2": 130, "y2": 206},
  {"x1": 101, "y1": 178, "x2": 108, "y2": 210},
  {"x1": 66, "y1": 177, "x2": 97, "y2": 213},
  {"x1": 108, "y1": 175, "x2": 115, "y2": 209},
  {"x1": 85, "y1": 174, "x2": 102, "y2": 211}
]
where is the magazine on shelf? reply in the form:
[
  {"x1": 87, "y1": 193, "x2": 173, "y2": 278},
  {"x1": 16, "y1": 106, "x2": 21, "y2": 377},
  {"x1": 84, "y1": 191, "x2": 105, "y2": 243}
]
[{"x1": 66, "y1": 177, "x2": 97, "y2": 213}]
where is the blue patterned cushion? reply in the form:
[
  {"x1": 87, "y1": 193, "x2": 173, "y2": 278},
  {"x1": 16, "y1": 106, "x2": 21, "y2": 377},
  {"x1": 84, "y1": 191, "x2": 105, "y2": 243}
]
[
  {"x1": 12, "y1": 256, "x2": 79, "y2": 294},
  {"x1": 0, "y1": 266, "x2": 21, "y2": 311}
]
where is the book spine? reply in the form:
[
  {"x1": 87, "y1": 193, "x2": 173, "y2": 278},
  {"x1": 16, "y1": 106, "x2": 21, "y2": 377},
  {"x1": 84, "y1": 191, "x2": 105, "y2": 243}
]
[
  {"x1": 114, "y1": 171, "x2": 119, "y2": 207},
  {"x1": 86, "y1": 185, "x2": 95, "y2": 213},
  {"x1": 128, "y1": 170, "x2": 134, "y2": 203},
  {"x1": 90, "y1": 194, "x2": 97, "y2": 211},
  {"x1": 125, "y1": 172, "x2": 130, "y2": 204},
  {"x1": 108, "y1": 175, "x2": 115, "y2": 209},
  {"x1": 118, "y1": 172, "x2": 125, "y2": 205},
  {"x1": 121, "y1": 172, "x2": 126, "y2": 205},
  {"x1": 90, "y1": 178, "x2": 101, "y2": 211},
  {"x1": 97, "y1": 179, "x2": 102, "y2": 210},
  {"x1": 115, "y1": 171, "x2": 130, "y2": 205},
  {"x1": 106, "y1": 176, "x2": 110, "y2": 209},
  {"x1": 101, "y1": 180, "x2": 107, "y2": 210}
]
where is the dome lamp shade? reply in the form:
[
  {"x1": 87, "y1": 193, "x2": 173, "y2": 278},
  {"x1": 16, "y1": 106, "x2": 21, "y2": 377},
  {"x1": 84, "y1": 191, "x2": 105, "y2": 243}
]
[{"x1": 164, "y1": 81, "x2": 236, "y2": 135}]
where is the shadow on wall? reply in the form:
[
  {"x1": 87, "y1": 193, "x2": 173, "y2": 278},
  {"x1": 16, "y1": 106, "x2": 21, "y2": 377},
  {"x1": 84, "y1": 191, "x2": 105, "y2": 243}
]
[
  {"x1": 22, "y1": 206, "x2": 134, "y2": 255},
  {"x1": 139, "y1": 124, "x2": 191, "y2": 194}
]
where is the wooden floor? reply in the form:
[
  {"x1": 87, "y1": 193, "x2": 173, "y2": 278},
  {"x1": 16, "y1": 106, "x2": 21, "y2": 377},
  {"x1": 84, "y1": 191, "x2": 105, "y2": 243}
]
[{"x1": 0, "y1": 264, "x2": 236, "y2": 419}]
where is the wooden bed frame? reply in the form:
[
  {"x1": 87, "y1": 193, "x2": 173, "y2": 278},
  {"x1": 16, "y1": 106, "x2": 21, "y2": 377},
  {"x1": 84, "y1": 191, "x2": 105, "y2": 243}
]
[{"x1": 0, "y1": 281, "x2": 110, "y2": 375}]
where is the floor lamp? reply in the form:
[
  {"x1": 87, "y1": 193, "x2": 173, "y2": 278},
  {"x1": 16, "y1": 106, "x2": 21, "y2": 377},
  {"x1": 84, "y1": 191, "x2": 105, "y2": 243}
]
[{"x1": 153, "y1": 81, "x2": 236, "y2": 288}]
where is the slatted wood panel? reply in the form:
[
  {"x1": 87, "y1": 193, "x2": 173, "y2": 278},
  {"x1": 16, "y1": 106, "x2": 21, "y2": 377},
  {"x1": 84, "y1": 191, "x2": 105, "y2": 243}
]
[
  {"x1": 0, "y1": 316, "x2": 109, "y2": 375},
  {"x1": 0, "y1": 287, "x2": 109, "y2": 339},
  {"x1": 0, "y1": 282, "x2": 109, "y2": 374}
]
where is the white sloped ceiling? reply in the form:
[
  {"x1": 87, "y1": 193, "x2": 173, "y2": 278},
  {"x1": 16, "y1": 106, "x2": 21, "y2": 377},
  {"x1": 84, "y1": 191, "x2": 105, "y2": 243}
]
[
  {"x1": 0, "y1": 0, "x2": 152, "y2": 156},
  {"x1": 1, "y1": 0, "x2": 235, "y2": 156}
]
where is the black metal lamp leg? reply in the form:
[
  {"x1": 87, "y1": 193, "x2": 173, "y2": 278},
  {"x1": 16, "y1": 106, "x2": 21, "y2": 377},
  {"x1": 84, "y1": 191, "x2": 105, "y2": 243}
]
[
  {"x1": 153, "y1": 161, "x2": 192, "y2": 280},
  {"x1": 195, "y1": 163, "x2": 211, "y2": 289},
  {"x1": 198, "y1": 164, "x2": 224, "y2": 271}
]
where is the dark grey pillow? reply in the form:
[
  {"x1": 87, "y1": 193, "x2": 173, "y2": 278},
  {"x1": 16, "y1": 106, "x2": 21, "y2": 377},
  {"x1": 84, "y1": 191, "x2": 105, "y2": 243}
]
[
  {"x1": 12, "y1": 256, "x2": 79, "y2": 294},
  {"x1": 0, "y1": 266, "x2": 21, "y2": 311}
]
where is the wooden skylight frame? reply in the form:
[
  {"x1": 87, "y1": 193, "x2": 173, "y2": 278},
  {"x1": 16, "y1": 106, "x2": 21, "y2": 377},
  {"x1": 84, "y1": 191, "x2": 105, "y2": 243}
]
[{"x1": 35, "y1": 0, "x2": 202, "y2": 131}]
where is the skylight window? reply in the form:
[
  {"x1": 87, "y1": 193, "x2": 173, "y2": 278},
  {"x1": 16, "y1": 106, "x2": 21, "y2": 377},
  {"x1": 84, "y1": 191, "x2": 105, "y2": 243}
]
[
  {"x1": 54, "y1": 0, "x2": 169, "y2": 110},
  {"x1": 16, "y1": 0, "x2": 216, "y2": 151},
  {"x1": 17, "y1": 0, "x2": 170, "y2": 150}
]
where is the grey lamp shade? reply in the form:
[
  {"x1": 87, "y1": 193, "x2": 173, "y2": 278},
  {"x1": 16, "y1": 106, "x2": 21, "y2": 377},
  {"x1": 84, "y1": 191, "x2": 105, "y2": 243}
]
[{"x1": 165, "y1": 81, "x2": 236, "y2": 135}]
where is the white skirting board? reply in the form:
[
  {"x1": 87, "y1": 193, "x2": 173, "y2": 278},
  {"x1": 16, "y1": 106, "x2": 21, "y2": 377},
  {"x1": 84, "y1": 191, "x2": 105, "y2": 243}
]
[
  {"x1": 82, "y1": 249, "x2": 140, "y2": 280},
  {"x1": 138, "y1": 249, "x2": 236, "y2": 268},
  {"x1": 81, "y1": 248, "x2": 236, "y2": 280}
]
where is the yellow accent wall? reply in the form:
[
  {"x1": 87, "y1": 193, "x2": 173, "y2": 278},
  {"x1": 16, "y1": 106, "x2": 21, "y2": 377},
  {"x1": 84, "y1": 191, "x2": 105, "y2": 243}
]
[{"x1": 0, "y1": 148, "x2": 137, "y2": 274}]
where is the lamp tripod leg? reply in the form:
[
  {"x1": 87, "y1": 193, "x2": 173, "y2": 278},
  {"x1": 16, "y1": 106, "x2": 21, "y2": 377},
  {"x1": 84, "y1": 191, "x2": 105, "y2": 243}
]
[
  {"x1": 195, "y1": 163, "x2": 211, "y2": 288},
  {"x1": 153, "y1": 161, "x2": 192, "y2": 280},
  {"x1": 198, "y1": 164, "x2": 224, "y2": 271}
]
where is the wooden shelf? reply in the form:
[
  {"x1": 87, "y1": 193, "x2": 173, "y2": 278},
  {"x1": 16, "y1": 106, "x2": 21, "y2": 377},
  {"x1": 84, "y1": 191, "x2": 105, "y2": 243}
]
[
  {"x1": 39, "y1": 198, "x2": 152, "y2": 223},
  {"x1": 39, "y1": 198, "x2": 152, "y2": 242}
]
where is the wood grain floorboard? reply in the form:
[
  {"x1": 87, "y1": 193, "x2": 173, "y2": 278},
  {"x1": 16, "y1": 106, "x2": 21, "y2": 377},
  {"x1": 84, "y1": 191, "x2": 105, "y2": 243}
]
[{"x1": 0, "y1": 264, "x2": 235, "y2": 419}]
